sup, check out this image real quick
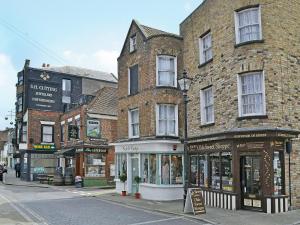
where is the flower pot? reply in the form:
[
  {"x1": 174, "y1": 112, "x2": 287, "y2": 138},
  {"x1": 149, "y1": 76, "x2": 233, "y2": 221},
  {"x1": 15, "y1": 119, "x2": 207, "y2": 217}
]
[
  {"x1": 121, "y1": 191, "x2": 127, "y2": 196},
  {"x1": 135, "y1": 192, "x2": 141, "y2": 199}
]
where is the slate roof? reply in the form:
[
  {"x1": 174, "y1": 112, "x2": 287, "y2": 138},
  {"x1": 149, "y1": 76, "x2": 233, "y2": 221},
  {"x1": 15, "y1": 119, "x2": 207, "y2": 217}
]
[
  {"x1": 134, "y1": 20, "x2": 182, "y2": 40},
  {"x1": 87, "y1": 87, "x2": 117, "y2": 116},
  {"x1": 45, "y1": 66, "x2": 117, "y2": 83}
]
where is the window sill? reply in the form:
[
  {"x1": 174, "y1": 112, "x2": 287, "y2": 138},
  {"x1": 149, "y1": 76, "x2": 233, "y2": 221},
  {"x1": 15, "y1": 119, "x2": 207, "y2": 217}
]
[
  {"x1": 155, "y1": 85, "x2": 178, "y2": 90},
  {"x1": 198, "y1": 58, "x2": 213, "y2": 68},
  {"x1": 237, "y1": 115, "x2": 268, "y2": 121},
  {"x1": 129, "y1": 49, "x2": 137, "y2": 54},
  {"x1": 155, "y1": 135, "x2": 179, "y2": 139},
  {"x1": 200, "y1": 122, "x2": 215, "y2": 128},
  {"x1": 235, "y1": 39, "x2": 264, "y2": 48},
  {"x1": 127, "y1": 92, "x2": 139, "y2": 97}
]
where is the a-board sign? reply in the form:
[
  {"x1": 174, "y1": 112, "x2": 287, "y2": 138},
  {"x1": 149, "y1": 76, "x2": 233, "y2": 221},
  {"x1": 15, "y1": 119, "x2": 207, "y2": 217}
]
[{"x1": 184, "y1": 188, "x2": 206, "y2": 215}]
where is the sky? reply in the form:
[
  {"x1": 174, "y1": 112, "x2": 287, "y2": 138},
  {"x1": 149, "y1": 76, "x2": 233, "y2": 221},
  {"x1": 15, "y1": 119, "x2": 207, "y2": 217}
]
[{"x1": 0, "y1": 0, "x2": 202, "y2": 130}]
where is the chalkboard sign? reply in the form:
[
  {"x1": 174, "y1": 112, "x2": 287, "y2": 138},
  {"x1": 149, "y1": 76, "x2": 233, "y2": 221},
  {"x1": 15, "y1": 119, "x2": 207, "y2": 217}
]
[{"x1": 184, "y1": 188, "x2": 206, "y2": 215}]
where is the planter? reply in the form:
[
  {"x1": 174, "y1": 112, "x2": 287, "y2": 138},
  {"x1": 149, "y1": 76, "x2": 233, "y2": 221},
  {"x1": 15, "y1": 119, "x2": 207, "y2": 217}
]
[
  {"x1": 135, "y1": 192, "x2": 141, "y2": 199},
  {"x1": 121, "y1": 191, "x2": 127, "y2": 196}
]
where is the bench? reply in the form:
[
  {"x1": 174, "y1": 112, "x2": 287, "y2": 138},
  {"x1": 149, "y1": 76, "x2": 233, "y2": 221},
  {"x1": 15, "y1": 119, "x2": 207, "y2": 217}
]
[{"x1": 37, "y1": 174, "x2": 48, "y2": 184}]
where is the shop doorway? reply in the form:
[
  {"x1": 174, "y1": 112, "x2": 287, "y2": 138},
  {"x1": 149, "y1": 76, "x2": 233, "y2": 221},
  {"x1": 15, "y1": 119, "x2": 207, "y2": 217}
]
[
  {"x1": 240, "y1": 155, "x2": 262, "y2": 211},
  {"x1": 131, "y1": 154, "x2": 139, "y2": 193}
]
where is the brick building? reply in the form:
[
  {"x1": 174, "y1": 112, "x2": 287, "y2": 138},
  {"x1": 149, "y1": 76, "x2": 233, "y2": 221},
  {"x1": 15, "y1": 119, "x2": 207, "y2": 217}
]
[
  {"x1": 15, "y1": 60, "x2": 117, "y2": 181},
  {"x1": 113, "y1": 20, "x2": 185, "y2": 200},
  {"x1": 58, "y1": 87, "x2": 117, "y2": 186},
  {"x1": 180, "y1": 0, "x2": 300, "y2": 213}
]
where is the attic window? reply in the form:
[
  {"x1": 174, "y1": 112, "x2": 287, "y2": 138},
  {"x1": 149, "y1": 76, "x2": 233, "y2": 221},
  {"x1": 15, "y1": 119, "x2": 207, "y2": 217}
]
[{"x1": 130, "y1": 34, "x2": 137, "y2": 52}]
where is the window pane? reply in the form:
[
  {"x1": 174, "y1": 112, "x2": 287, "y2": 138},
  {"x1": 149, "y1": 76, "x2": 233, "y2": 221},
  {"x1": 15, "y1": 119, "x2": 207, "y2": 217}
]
[
  {"x1": 238, "y1": 8, "x2": 260, "y2": 43},
  {"x1": 141, "y1": 154, "x2": 149, "y2": 183},
  {"x1": 85, "y1": 153, "x2": 106, "y2": 177},
  {"x1": 171, "y1": 155, "x2": 183, "y2": 184},
  {"x1": 199, "y1": 155, "x2": 208, "y2": 187},
  {"x1": 130, "y1": 65, "x2": 139, "y2": 95},
  {"x1": 161, "y1": 155, "x2": 170, "y2": 184},
  {"x1": 221, "y1": 152, "x2": 233, "y2": 191},
  {"x1": 117, "y1": 154, "x2": 127, "y2": 178},
  {"x1": 149, "y1": 154, "x2": 157, "y2": 184},
  {"x1": 210, "y1": 153, "x2": 220, "y2": 189},
  {"x1": 190, "y1": 156, "x2": 198, "y2": 185},
  {"x1": 158, "y1": 56, "x2": 175, "y2": 87},
  {"x1": 274, "y1": 151, "x2": 284, "y2": 195}
]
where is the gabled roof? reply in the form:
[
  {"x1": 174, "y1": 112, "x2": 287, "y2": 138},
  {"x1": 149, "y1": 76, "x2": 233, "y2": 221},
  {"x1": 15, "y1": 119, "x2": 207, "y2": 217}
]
[
  {"x1": 119, "y1": 19, "x2": 182, "y2": 57},
  {"x1": 87, "y1": 86, "x2": 117, "y2": 116},
  {"x1": 43, "y1": 66, "x2": 118, "y2": 83}
]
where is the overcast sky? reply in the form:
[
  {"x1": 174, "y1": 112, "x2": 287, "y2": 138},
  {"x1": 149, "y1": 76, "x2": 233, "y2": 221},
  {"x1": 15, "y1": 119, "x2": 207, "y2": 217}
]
[{"x1": 0, "y1": 0, "x2": 202, "y2": 130}]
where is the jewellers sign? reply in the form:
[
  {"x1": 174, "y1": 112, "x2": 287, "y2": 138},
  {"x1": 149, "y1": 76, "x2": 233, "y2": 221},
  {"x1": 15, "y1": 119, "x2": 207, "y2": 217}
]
[
  {"x1": 28, "y1": 80, "x2": 60, "y2": 111},
  {"x1": 188, "y1": 142, "x2": 231, "y2": 153}
]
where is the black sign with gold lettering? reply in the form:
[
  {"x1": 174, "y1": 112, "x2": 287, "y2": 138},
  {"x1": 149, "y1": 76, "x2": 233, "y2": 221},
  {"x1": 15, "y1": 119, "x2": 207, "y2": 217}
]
[
  {"x1": 68, "y1": 125, "x2": 79, "y2": 139},
  {"x1": 184, "y1": 188, "x2": 206, "y2": 215}
]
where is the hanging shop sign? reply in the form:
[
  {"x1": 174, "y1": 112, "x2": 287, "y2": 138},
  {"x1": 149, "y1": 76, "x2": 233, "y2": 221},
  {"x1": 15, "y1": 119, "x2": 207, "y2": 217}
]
[
  {"x1": 87, "y1": 120, "x2": 100, "y2": 138},
  {"x1": 33, "y1": 144, "x2": 56, "y2": 150},
  {"x1": 68, "y1": 125, "x2": 79, "y2": 139},
  {"x1": 184, "y1": 188, "x2": 206, "y2": 215}
]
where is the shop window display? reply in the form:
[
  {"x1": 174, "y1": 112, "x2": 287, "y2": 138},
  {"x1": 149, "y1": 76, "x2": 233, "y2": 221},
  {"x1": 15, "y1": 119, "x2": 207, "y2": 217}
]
[
  {"x1": 149, "y1": 154, "x2": 158, "y2": 184},
  {"x1": 273, "y1": 151, "x2": 284, "y2": 195},
  {"x1": 116, "y1": 154, "x2": 127, "y2": 179},
  {"x1": 210, "y1": 153, "x2": 221, "y2": 189},
  {"x1": 85, "y1": 154, "x2": 106, "y2": 177},
  {"x1": 141, "y1": 154, "x2": 149, "y2": 183},
  {"x1": 161, "y1": 155, "x2": 170, "y2": 184},
  {"x1": 199, "y1": 155, "x2": 208, "y2": 187},
  {"x1": 171, "y1": 155, "x2": 183, "y2": 184},
  {"x1": 221, "y1": 152, "x2": 233, "y2": 191},
  {"x1": 190, "y1": 156, "x2": 198, "y2": 185}
]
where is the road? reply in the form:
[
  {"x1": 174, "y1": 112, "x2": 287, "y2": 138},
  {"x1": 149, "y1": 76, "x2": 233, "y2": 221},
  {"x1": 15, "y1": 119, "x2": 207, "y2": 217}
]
[{"x1": 0, "y1": 183, "x2": 208, "y2": 225}]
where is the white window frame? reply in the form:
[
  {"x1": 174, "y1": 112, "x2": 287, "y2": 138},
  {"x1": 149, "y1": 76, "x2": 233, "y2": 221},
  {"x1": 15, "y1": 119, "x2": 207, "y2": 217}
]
[
  {"x1": 130, "y1": 34, "x2": 137, "y2": 52},
  {"x1": 128, "y1": 108, "x2": 139, "y2": 138},
  {"x1": 156, "y1": 104, "x2": 178, "y2": 136},
  {"x1": 41, "y1": 124, "x2": 54, "y2": 143},
  {"x1": 156, "y1": 55, "x2": 177, "y2": 87},
  {"x1": 237, "y1": 71, "x2": 266, "y2": 117},
  {"x1": 234, "y1": 6, "x2": 262, "y2": 44},
  {"x1": 199, "y1": 32, "x2": 213, "y2": 64},
  {"x1": 200, "y1": 87, "x2": 214, "y2": 125}
]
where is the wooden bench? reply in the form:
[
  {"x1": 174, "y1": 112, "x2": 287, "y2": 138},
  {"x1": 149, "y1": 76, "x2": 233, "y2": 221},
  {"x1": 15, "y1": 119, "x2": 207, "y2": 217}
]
[
  {"x1": 37, "y1": 174, "x2": 48, "y2": 184},
  {"x1": 47, "y1": 175, "x2": 54, "y2": 185}
]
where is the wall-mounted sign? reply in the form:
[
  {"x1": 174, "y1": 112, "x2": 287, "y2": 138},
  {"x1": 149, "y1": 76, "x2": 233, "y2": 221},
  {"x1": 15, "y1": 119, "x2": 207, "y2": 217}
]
[
  {"x1": 188, "y1": 142, "x2": 231, "y2": 153},
  {"x1": 122, "y1": 145, "x2": 139, "y2": 152},
  {"x1": 33, "y1": 144, "x2": 56, "y2": 150},
  {"x1": 68, "y1": 125, "x2": 79, "y2": 139},
  {"x1": 28, "y1": 80, "x2": 60, "y2": 111},
  {"x1": 87, "y1": 120, "x2": 100, "y2": 138}
]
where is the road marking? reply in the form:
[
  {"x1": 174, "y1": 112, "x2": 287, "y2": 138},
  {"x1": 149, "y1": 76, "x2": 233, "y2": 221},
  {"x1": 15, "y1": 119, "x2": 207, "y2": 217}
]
[{"x1": 128, "y1": 216, "x2": 184, "y2": 225}]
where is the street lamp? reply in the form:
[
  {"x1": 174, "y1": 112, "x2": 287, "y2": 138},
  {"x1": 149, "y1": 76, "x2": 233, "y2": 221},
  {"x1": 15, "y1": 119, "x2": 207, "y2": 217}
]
[{"x1": 178, "y1": 70, "x2": 192, "y2": 209}]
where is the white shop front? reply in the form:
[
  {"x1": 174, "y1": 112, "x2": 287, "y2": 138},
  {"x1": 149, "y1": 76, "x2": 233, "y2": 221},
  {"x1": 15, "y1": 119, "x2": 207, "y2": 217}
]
[{"x1": 113, "y1": 140, "x2": 184, "y2": 201}]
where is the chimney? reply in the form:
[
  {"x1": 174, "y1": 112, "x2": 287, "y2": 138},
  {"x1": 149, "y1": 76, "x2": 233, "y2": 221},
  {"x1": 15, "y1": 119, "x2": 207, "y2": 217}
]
[
  {"x1": 24, "y1": 59, "x2": 30, "y2": 68},
  {"x1": 47, "y1": 64, "x2": 50, "y2": 67},
  {"x1": 42, "y1": 63, "x2": 46, "y2": 67}
]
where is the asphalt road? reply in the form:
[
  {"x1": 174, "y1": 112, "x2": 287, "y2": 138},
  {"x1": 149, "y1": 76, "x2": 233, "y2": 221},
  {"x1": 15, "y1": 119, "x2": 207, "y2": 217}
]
[{"x1": 0, "y1": 183, "x2": 208, "y2": 225}]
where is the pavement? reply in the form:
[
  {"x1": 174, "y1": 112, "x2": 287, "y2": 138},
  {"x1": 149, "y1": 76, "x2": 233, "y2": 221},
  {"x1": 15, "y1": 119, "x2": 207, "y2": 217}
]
[{"x1": 2, "y1": 169, "x2": 300, "y2": 225}]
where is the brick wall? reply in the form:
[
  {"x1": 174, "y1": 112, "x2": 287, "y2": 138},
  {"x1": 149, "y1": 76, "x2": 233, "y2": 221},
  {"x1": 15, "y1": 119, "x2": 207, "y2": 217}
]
[
  {"x1": 180, "y1": 0, "x2": 300, "y2": 207},
  {"x1": 117, "y1": 23, "x2": 184, "y2": 140}
]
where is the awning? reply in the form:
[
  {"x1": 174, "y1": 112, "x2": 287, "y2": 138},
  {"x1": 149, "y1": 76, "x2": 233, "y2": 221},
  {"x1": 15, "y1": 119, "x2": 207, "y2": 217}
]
[{"x1": 54, "y1": 148, "x2": 76, "y2": 157}]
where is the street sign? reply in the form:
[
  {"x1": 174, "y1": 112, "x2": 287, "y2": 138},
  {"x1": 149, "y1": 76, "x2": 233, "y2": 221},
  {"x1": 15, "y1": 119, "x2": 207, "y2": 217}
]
[{"x1": 184, "y1": 188, "x2": 206, "y2": 215}]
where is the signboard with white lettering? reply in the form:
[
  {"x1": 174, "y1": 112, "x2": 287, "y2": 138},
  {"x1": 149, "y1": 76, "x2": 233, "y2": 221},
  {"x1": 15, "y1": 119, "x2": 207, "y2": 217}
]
[
  {"x1": 184, "y1": 188, "x2": 206, "y2": 215},
  {"x1": 28, "y1": 80, "x2": 60, "y2": 111}
]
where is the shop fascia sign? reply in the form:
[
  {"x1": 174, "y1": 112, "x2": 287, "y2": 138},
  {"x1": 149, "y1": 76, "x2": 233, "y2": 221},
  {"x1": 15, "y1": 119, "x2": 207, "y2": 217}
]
[
  {"x1": 188, "y1": 142, "x2": 231, "y2": 153},
  {"x1": 76, "y1": 148, "x2": 107, "y2": 153},
  {"x1": 33, "y1": 144, "x2": 56, "y2": 150},
  {"x1": 122, "y1": 145, "x2": 139, "y2": 152}
]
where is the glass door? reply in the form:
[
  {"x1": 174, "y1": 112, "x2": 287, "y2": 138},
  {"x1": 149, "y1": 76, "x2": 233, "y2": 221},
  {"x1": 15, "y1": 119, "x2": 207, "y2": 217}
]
[
  {"x1": 240, "y1": 155, "x2": 262, "y2": 210},
  {"x1": 131, "y1": 155, "x2": 139, "y2": 193}
]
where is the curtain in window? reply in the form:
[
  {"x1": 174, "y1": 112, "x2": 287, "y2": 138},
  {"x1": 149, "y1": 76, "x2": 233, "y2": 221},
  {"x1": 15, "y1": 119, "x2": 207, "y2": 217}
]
[
  {"x1": 158, "y1": 56, "x2": 175, "y2": 86},
  {"x1": 131, "y1": 110, "x2": 139, "y2": 136},
  {"x1": 241, "y1": 73, "x2": 263, "y2": 115},
  {"x1": 203, "y1": 88, "x2": 214, "y2": 123},
  {"x1": 158, "y1": 105, "x2": 176, "y2": 135},
  {"x1": 202, "y1": 34, "x2": 212, "y2": 62},
  {"x1": 43, "y1": 126, "x2": 53, "y2": 143},
  {"x1": 238, "y1": 9, "x2": 260, "y2": 42}
]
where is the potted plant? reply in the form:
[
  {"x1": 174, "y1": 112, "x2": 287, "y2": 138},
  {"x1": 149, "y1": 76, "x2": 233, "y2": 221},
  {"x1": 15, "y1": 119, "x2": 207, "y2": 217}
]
[
  {"x1": 134, "y1": 176, "x2": 141, "y2": 199},
  {"x1": 119, "y1": 173, "x2": 127, "y2": 196}
]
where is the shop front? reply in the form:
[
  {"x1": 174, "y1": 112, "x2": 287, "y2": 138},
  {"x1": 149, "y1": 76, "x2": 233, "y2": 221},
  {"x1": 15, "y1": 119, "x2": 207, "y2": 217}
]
[
  {"x1": 188, "y1": 129, "x2": 299, "y2": 213},
  {"x1": 114, "y1": 140, "x2": 184, "y2": 201}
]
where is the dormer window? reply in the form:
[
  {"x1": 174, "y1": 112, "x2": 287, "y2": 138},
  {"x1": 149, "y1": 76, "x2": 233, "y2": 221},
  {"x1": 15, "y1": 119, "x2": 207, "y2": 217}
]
[{"x1": 130, "y1": 34, "x2": 137, "y2": 52}]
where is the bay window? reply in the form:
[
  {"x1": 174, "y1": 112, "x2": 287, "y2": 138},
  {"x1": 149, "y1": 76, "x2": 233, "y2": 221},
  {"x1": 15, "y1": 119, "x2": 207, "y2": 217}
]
[
  {"x1": 156, "y1": 55, "x2": 176, "y2": 87},
  {"x1": 238, "y1": 72, "x2": 265, "y2": 117},
  {"x1": 156, "y1": 104, "x2": 178, "y2": 136},
  {"x1": 235, "y1": 6, "x2": 262, "y2": 44}
]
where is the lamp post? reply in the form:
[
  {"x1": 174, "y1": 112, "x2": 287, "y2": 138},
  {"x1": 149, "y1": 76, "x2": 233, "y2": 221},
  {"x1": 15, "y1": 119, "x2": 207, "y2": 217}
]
[{"x1": 178, "y1": 70, "x2": 192, "y2": 209}]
